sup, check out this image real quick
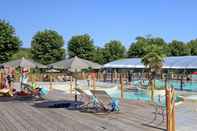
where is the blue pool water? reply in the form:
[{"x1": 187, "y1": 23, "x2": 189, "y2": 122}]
[
  {"x1": 132, "y1": 80, "x2": 197, "y2": 91},
  {"x1": 109, "y1": 90, "x2": 150, "y2": 101},
  {"x1": 108, "y1": 89, "x2": 182, "y2": 105}
]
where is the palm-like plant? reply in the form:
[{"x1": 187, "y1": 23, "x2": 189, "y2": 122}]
[{"x1": 141, "y1": 45, "x2": 166, "y2": 101}]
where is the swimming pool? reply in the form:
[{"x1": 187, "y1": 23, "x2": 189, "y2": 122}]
[
  {"x1": 132, "y1": 80, "x2": 197, "y2": 91},
  {"x1": 108, "y1": 89, "x2": 183, "y2": 105}
]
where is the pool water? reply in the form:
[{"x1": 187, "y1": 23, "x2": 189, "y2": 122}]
[
  {"x1": 109, "y1": 90, "x2": 150, "y2": 101},
  {"x1": 132, "y1": 80, "x2": 197, "y2": 91},
  {"x1": 108, "y1": 89, "x2": 182, "y2": 105}
]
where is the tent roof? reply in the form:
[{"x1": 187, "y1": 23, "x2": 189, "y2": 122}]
[
  {"x1": 2, "y1": 58, "x2": 46, "y2": 68},
  {"x1": 103, "y1": 56, "x2": 197, "y2": 69},
  {"x1": 48, "y1": 56, "x2": 102, "y2": 72}
]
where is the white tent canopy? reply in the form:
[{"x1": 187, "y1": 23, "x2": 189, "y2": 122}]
[{"x1": 104, "y1": 56, "x2": 197, "y2": 69}]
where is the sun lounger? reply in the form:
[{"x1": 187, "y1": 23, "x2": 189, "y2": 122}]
[
  {"x1": 22, "y1": 83, "x2": 33, "y2": 91},
  {"x1": 19, "y1": 83, "x2": 49, "y2": 98},
  {"x1": 0, "y1": 88, "x2": 12, "y2": 96},
  {"x1": 90, "y1": 90, "x2": 120, "y2": 112},
  {"x1": 75, "y1": 88, "x2": 94, "y2": 108},
  {"x1": 75, "y1": 88, "x2": 120, "y2": 112}
]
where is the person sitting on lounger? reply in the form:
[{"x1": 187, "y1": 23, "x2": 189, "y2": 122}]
[
  {"x1": 17, "y1": 81, "x2": 49, "y2": 98},
  {"x1": 27, "y1": 82, "x2": 49, "y2": 97}
]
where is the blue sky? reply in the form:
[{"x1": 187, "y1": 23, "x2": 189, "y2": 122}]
[{"x1": 0, "y1": 0, "x2": 197, "y2": 48}]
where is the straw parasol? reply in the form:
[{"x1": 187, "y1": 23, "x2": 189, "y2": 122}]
[
  {"x1": 2, "y1": 57, "x2": 46, "y2": 68},
  {"x1": 48, "y1": 56, "x2": 102, "y2": 72}
]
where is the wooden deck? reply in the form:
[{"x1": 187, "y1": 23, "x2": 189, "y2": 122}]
[
  {"x1": 176, "y1": 100, "x2": 197, "y2": 131},
  {"x1": 0, "y1": 89, "x2": 167, "y2": 131}
]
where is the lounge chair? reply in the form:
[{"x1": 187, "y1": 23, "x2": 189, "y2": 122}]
[
  {"x1": 18, "y1": 83, "x2": 49, "y2": 98},
  {"x1": 0, "y1": 88, "x2": 13, "y2": 96},
  {"x1": 75, "y1": 88, "x2": 97, "y2": 109},
  {"x1": 75, "y1": 88, "x2": 92, "y2": 105},
  {"x1": 90, "y1": 90, "x2": 120, "y2": 112},
  {"x1": 22, "y1": 83, "x2": 33, "y2": 91}
]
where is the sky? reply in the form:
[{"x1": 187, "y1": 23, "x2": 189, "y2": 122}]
[{"x1": 0, "y1": 0, "x2": 197, "y2": 48}]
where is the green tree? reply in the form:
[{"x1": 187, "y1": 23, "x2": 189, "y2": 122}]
[
  {"x1": 188, "y1": 39, "x2": 197, "y2": 55},
  {"x1": 128, "y1": 36, "x2": 169, "y2": 58},
  {"x1": 93, "y1": 47, "x2": 106, "y2": 64},
  {"x1": 0, "y1": 20, "x2": 21, "y2": 62},
  {"x1": 103, "y1": 40, "x2": 126, "y2": 63},
  {"x1": 68, "y1": 34, "x2": 95, "y2": 61},
  {"x1": 128, "y1": 37, "x2": 147, "y2": 58},
  {"x1": 141, "y1": 44, "x2": 166, "y2": 101},
  {"x1": 11, "y1": 48, "x2": 32, "y2": 60},
  {"x1": 168, "y1": 40, "x2": 190, "y2": 56},
  {"x1": 31, "y1": 29, "x2": 65, "y2": 65}
]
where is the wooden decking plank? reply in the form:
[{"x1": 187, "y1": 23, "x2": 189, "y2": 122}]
[
  {"x1": 37, "y1": 108, "x2": 95, "y2": 131},
  {"x1": 0, "y1": 89, "x2": 168, "y2": 131},
  {"x1": 51, "y1": 108, "x2": 120, "y2": 131},
  {"x1": 0, "y1": 102, "x2": 28, "y2": 131},
  {"x1": 0, "y1": 110, "x2": 18, "y2": 131},
  {"x1": 9, "y1": 102, "x2": 51, "y2": 131}
]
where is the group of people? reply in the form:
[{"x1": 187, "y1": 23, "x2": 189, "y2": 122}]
[
  {"x1": 0, "y1": 65, "x2": 16, "y2": 95},
  {"x1": 0, "y1": 65, "x2": 49, "y2": 97}
]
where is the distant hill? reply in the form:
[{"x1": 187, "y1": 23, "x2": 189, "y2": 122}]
[{"x1": 11, "y1": 48, "x2": 32, "y2": 60}]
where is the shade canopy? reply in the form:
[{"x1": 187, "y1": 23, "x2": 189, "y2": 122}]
[
  {"x1": 104, "y1": 56, "x2": 197, "y2": 69},
  {"x1": 2, "y1": 58, "x2": 46, "y2": 68},
  {"x1": 48, "y1": 56, "x2": 102, "y2": 72}
]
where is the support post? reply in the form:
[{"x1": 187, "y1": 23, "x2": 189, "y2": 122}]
[
  {"x1": 111, "y1": 69, "x2": 113, "y2": 83},
  {"x1": 49, "y1": 74, "x2": 52, "y2": 90},
  {"x1": 171, "y1": 88, "x2": 176, "y2": 131},
  {"x1": 120, "y1": 75, "x2": 124, "y2": 99},
  {"x1": 180, "y1": 75, "x2": 183, "y2": 91},
  {"x1": 0, "y1": 71, "x2": 3, "y2": 89},
  {"x1": 74, "y1": 78, "x2": 78, "y2": 107},
  {"x1": 93, "y1": 77, "x2": 96, "y2": 90},
  {"x1": 166, "y1": 87, "x2": 170, "y2": 131},
  {"x1": 166, "y1": 86, "x2": 176, "y2": 131},
  {"x1": 70, "y1": 76, "x2": 73, "y2": 94}
]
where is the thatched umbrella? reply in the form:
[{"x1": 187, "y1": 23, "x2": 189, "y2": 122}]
[
  {"x1": 49, "y1": 56, "x2": 102, "y2": 105},
  {"x1": 48, "y1": 56, "x2": 102, "y2": 72},
  {"x1": 2, "y1": 58, "x2": 46, "y2": 89},
  {"x1": 2, "y1": 58, "x2": 46, "y2": 69}
]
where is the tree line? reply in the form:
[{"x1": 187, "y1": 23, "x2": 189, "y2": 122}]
[{"x1": 1, "y1": 19, "x2": 197, "y2": 65}]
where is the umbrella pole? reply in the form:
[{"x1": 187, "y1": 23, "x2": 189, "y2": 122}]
[{"x1": 20, "y1": 73, "x2": 23, "y2": 90}]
